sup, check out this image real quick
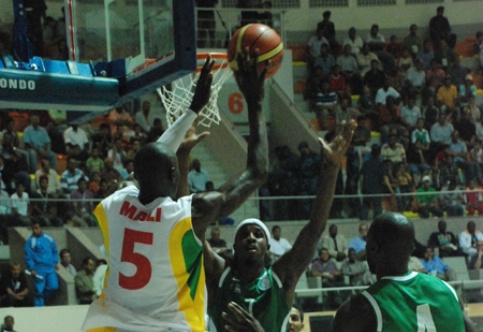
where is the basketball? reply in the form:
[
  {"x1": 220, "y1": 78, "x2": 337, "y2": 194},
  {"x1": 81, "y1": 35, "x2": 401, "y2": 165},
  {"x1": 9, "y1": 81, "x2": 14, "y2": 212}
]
[{"x1": 227, "y1": 23, "x2": 284, "y2": 79}]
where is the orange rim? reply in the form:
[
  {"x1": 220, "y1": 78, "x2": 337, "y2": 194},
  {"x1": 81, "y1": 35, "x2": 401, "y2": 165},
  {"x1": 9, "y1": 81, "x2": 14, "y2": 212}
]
[{"x1": 195, "y1": 52, "x2": 229, "y2": 73}]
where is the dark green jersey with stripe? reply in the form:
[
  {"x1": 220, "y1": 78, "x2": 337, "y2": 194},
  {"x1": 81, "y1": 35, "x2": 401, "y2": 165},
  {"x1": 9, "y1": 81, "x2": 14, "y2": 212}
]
[
  {"x1": 363, "y1": 271, "x2": 465, "y2": 332},
  {"x1": 210, "y1": 266, "x2": 290, "y2": 332}
]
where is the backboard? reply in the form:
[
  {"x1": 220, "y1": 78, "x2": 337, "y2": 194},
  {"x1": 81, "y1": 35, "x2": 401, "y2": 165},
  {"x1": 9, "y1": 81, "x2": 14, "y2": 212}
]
[{"x1": 69, "y1": 0, "x2": 197, "y2": 102}]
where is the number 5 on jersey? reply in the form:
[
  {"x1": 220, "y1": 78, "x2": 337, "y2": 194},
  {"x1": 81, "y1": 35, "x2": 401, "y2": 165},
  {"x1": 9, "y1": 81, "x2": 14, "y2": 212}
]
[{"x1": 120, "y1": 228, "x2": 153, "y2": 290}]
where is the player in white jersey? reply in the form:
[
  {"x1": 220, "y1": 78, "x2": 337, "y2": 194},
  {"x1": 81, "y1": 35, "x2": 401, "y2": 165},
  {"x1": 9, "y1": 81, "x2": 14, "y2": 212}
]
[{"x1": 82, "y1": 54, "x2": 269, "y2": 332}]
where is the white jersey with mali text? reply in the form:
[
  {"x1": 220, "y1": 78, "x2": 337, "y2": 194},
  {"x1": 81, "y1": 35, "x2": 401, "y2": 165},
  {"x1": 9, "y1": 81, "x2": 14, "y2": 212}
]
[{"x1": 82, "y1": 185, "x2": 205, "y2": 332}]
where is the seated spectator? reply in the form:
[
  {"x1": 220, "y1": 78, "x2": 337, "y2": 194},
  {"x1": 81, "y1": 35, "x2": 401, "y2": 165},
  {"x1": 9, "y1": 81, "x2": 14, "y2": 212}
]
[
  {"x1": 119, "y1": 159, "x2": 135, "y2": 181},
  {"x1": 63, "y1": 124, "x2": 89, "y2": 155},
  {"x1": 397, "y1": 47, "x2": 413, "y2": 74},
  {"x1": 357, "y1": 43, "x2": 379, "y2": 77},
  {"x1": 411, "y1": 118, "x2": 430, "y2": 148},
  {"x1": 381, "y1": 134, "x2": 406, "y2": 165},
  {"x1": 314, "y1": 44, "x2": 335, "y2": 78},
  {"x1": 454, "y1": 110, "x2": 476, "y2": 146},
  {"x1": 436, "y1": 75, "x2": 458, "y2": 118},
  {"x1": 434, "y1": 39, "x2": 457, "y2": 71},
  {"x1": 321, "y1": 224, "x2": 349, "y2": 261},
  {"x1": 75, "y1": 257, "x2": 96, "y2": 304},
  {"x1": 23, "y1": 113, "x2": 57, "y2": 174},
  {"x1": 10, "y1": 183, "x2": 30, "y2": 226},
  {"x1": 406, "y1": 139, "x2": 430, "y2": 188},
  {"x1": 328, "y1": 65, "x2": 346, "y2": 95},
  {"x1": 422, "y1": 96, "x2": 440, "y2": 129},
  {"x1": 469, "y1": 241, "x2": 483, "y2": 269},
  {"x1": 404, "y1": 58, "x2": 426, "y2": 99},
  {"x1": 342, "y1": 27, "x2": 363, "y2": 55},
  {"x1": 59, "y1": 248, "x2": 77, "y2": 277},
  {"x1": 375, "y1": 80, "x2": 401, "y2": 106},
  {"x1": 365, "y1": 24, "x2": 385, "y2": 52},
  {"x1": 447, "y1": 57, "x2": 468, "y2": 89},
  {"x1": 415, "y1": 176, "x2": 443, "y2": 218},
  {"x1": 146, "y1": 118, "x2": 165, "y2": 143},
  {"x1": 134, "y1": 101, "x2": 156, "y2": 133},
  {"x1": 396, "y1": 163, "x2": 413, "y2": 210},
  {"x1": 440, "y1": 180, "x2": 465, "y2": 217},
  {"x1": 310, "y1": 248, "x2": 345, "y2": 309},
  {"x1": 207, "y1": 226, "x2": 229, "y2": 254},
  {"x1": 401, "y1": 98, "x2": 421, "y2": 129},
  {"x1": 1, "y1": 117, "x2": 30, "y2": 173},
  {"x1": 363, "y1": 59, "x2": 385, "y2": 97},
  {"x1": 99, "y1": 158, "x2": 121, "y2": 193},
  {"x1": 402, "y1": 24, "x2": 422, "y2": 55},
  {"x1": 341, "y1": 248, "x2": 375, "y2": 286},
  {"x1": 35, "y1": 159, "x2": 62, "y2": 196},
  {"x1": 60, "y1": 157, "x2": 87, "y2": 195},
  {"x1": 107, "y1": 106, "x2": 133, "y2": 136},
  {"x1": 85, "y1": 148, "x2": 105, "y2": 177},
  {"x1": 466, "y1": 180, "x2": 483, "y2": 216},
  {"x1": 426, "y1": 59, "x2": 445, "y2": 93},
  {"x1": 30, "y1": 175, "x2": 62, "y2": 227},
  {"x1": 416, "y1": 39, "x2": 434, "y2": 70},
  {"x1": 269, "y1": 225, "x2": 292, "y2": 262},
  {"x1": 378, "y1": 96, "x2": 402, "y2": 137},
  {"x1": 437, "y1": 153, "x2": 459, "y2": 187},
  {"x1": 91, "y1": 123, "x2": 112, "y2": 158},
  {"x1": 0, "y1": 135, "x2": 28, "y2": 194},
  {"x1": 465, "y1": 95, "x2": 481, "y2": 125},
  {"x1": 70, "y1": 177, "x2": 95, "y2": 227},
  {"x1": 336, "y1": 96, "x2": 360, "y2": 123},
  {"x1": 476, "y1": 119, "x2": 483, "y2": 143},
  {"x1": 107, "y1": 139, "x2": 126, "y2": 173},
  {"x1": 93, "y1": 259, "x2": 107, "y2": 298},
  {"x1": 0, "y1": 262, "x2": 30, "y2": 307},
  {"x1": 312, "y1": 81, "x2": 338, "y2": 129},
  {"x1": 428, "y1": 219, "x2": 460, "y2": 257},
  {"x1": 188, "y1": 159, "x2": 209, "y2": 193},
  {"x1": 420, "y1": 247, "x2": 456, "y2": 281},
  {"x1": 459, "y1": 220, "x2": 483, "y2": 260},
  {"x1": 349, "y1": 223, "x2": 368, "y2": 260},
  {"x1": 430, "y1": 113, "x2": 453, "y2": 146},
  {"x1": 459, "y1": 75, "x2": 477, "y2": 108},
  {"x1": 306, "y1": 27, "x2": 329, "y2": 67}
]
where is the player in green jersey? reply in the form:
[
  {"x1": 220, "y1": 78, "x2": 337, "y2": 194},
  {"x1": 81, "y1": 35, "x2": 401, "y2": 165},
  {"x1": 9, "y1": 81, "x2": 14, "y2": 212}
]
[
  {"x1": 204, "y1": 119, "x2": 356, "y2": 332},
  {"x1": 333, "y1": 212, "x2": 475, "y2": 332}
]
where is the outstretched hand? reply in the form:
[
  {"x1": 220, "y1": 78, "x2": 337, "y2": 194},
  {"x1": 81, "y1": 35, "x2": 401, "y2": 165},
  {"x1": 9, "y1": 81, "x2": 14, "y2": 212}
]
[
  {"x1": 234, "y1": 49, "x2": 268, "y2": 103},
  {"x1": 190, "y1": 56, "x2": 215, "y2": 113},
  {"x1": 178, "y1": 116, "x2": 210, "y2": 155},
  {"x1": 318, "y1": 120, "x2": 357, "y2": 166},
  {"x1": 222, "y1": 302, "x2": 265, "y2": 332}
]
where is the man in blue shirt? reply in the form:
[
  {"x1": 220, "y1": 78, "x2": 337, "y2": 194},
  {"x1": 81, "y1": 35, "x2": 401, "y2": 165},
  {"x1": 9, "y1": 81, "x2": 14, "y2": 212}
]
[
  {"x1": 420, "y1": 247, "x2": 456, "y2": 281},
  {"x1": 24, "y1": 220, "x2": 59, "y2": 306},
  {"x1": 349, "y1": 223, "x2": 368, "y2": 260},
  {"x1": 23, "y1": 114, "x2": 57, "y2": 174}
]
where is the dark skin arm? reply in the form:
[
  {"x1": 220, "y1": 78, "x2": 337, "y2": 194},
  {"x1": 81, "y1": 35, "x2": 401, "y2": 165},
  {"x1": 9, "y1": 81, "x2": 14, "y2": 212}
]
[
  {"x1": 333, "y1": 295, "x2": 376, "y2": 332},
  {"x1": 190, "y1": 50, "x2": 269, "y2": 240},
  {"x1": 272, "y1": 120, "x2": 356, "y2": 306}
]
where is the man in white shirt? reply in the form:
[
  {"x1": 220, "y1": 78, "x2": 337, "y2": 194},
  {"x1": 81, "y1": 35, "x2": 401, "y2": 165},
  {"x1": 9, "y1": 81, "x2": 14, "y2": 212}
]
[
  {"x1": 63, "y1": 124, "x2": 89, "y2": 152},
  {"x1": 188, "y1": 159, "x2": 209, "y2": 193},
  {"x1": 401, "y1": 98, "x2": 422, "y2": 128},
  {"x1": 343, "y1": 27, "x2": 363, "y2": 55},
  {"x1": 375, "y1": 81, "x2": 401, "y2": 105},
  {"x1": 307, "y1": 27, "x2": 329, "y2": 61},
  {"x1": 269, "y1": 225, "x2": 292, "y2": 261},
  {"x1": 459, "y1": 221, "x2": 483, "y2": 260}
]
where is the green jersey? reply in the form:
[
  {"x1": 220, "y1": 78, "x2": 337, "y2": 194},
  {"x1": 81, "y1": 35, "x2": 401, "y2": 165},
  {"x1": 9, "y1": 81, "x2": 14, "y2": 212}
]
[
  {"x1": 363, "y1": 271, "x2": 465, "y2": 332},
  {"x1": 210, "y1": 266, "x2": 290, "y2": 332}
]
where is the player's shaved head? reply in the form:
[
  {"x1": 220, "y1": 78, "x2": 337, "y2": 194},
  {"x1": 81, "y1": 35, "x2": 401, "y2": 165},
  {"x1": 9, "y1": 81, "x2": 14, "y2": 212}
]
[
  {"x1": 366, "y1": 212, "x2": 415, "y2": 277},
  {"x1": 134, "y1": 143, "x2": 179, "y2": 201}
]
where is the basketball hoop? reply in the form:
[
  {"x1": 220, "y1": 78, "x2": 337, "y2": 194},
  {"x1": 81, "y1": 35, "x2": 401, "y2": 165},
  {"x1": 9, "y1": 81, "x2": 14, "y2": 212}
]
[{"x1": 157, "y1": 52, "x2": 232, "y2": 128}]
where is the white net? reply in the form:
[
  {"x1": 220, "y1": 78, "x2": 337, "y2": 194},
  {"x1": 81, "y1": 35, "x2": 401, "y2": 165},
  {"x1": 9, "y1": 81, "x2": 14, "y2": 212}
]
[{"x1": 157, "y1": 54, "x2": 232, "y2": 128}]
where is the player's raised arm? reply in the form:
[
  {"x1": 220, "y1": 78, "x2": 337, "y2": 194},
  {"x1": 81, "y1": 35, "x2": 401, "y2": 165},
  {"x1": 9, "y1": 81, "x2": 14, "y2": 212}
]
[
  {"x1": 191, "y1": 50, "x2": 269, "y2": 238},
  {"x1": 273, "y1": 120, "x2": 356, "y2": 305}
]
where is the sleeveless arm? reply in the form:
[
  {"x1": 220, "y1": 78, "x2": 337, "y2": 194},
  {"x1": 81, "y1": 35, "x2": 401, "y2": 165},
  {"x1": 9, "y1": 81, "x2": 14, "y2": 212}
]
[
  {"x1": 272, "y1": 121, "x2": 356, "y2": 305},
  {"x1": 191, "y1": 53, "x2": 269, "y2": 238},
  {"x1": 333, "y1": 295, "x2": 376, "y2": 332}
]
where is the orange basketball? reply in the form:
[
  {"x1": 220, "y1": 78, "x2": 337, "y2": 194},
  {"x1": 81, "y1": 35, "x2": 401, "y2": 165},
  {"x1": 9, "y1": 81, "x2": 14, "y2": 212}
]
[{"x1": 227, "y1": 23, "x2": 284, "y2": 79}]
